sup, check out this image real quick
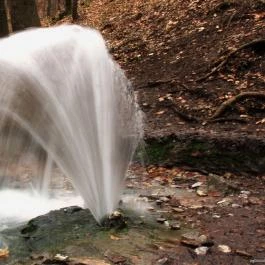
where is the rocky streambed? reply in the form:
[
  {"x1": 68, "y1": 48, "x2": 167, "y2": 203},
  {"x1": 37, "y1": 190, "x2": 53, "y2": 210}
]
[{"x1": 0, "y1": 165, "x2": 264, "y2": 265}]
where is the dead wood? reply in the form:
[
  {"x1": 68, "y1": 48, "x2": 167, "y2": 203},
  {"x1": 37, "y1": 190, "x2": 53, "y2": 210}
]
[{"x1": 196, "y1": 38, "x2": 265, "y2": 82}]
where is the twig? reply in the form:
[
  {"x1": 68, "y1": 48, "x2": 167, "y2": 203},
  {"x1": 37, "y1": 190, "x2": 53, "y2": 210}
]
[
  {"x1": 210, "y1": 91, "x2": 265, "y2": 119},
  {"x1": 196, "y1": 38, "x2": 265, "y2": 82}
]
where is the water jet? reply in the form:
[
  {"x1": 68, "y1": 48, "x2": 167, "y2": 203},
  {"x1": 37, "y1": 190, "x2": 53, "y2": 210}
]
[{"x1": 0, "y1": 25, "x2": 143, "y2": 224}]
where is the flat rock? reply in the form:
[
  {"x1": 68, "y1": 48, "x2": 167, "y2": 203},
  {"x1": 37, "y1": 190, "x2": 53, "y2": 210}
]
[
  {"x1": 217, "y1": 244, "x2": 231, "y2": 253},
  {"x1": 181, "y1": 232, "x2": 208, "y2": 247}
]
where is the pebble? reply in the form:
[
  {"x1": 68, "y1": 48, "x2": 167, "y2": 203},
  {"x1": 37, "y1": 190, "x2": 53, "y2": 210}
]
[
  {"x1": 156, "y1": 200, "x2": 163, "y2": 205},
  {"x1": 54, "y1": 254, "x2": 69, "y2": 261},
  {"x1": 194, "y1": 246, "x2": 209, "y2": 256},
  {"x1": 170, "y1": 222, "x2": 181, "y2": 230},
  {"x1": 212, "y1": 214, "x2": 221, "y2": 218},
  {"x1": 217, "y1": 198, "x2": 232, "y2": 206},
  {"x1": 172, "y1": 207, "x2": 185, "y2": 213},
  {"x1": 157, "y1": 257, "x2": 169, "y2": 265},
  {"x1": 196, "y1": 187, "x2": 208, "y2": 197},
  {"x1": 218, "y1": 244, "x2": 231, "y2": 253},
  {"x1": 156, "y1": 218, "x2": 166, "y2": 224},
  {"x1": 231, "y1": 203, "x2": 241, "y2": 208},
  {"x1": 191, "y1": 182, "x2": 203, "y2": 188}
]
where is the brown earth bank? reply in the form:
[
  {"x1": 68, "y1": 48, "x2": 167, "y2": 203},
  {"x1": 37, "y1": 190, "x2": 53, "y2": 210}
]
[{"x1": 48, "y1": 0, "x2": 265, "y2": 174}]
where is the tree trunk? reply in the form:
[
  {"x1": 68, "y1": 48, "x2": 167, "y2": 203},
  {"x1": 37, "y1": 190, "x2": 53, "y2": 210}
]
[
  {"x1": 0, "y1": 0, "x2": 9, "y2": 37},
  {"x1": 65, "y1": 0, "x2": 71, "y2": 14},
  {"x1": 10, "y1": 0, "x2": 41, "y2": 32},
  {"x1": 47, "y1": 0, "x2": 51, "y2": 17},
  {"x1": 72, "y1": 0, "x2": 78, "y2": 20}
]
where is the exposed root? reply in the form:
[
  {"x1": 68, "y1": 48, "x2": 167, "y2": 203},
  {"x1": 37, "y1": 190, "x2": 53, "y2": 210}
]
[
  {"x1": 210, "y1": 91, "x2": 265, "y2": 119},
  {"x1": 196, "y1": 38, "x2": 265, "y2": 82}
]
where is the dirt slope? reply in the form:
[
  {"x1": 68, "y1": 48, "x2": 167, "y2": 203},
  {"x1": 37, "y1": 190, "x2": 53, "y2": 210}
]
[{"x1": 72, "y1": 0, "x2": 265, "y2": 138}]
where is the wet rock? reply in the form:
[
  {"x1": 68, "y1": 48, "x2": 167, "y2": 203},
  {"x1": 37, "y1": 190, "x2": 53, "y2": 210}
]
[
  {"x1": 217, "y1": 244, "x2": 231, "y2": 253},
  {"x1": 156, "y1": 217, "x2": 167, "y2": 224},
  {"x1": 101, "y1": 211, "x2": 127, "y2": 229},
  {"x1": 194, "y1": 246, "x2": 208, "y2": 256},
  {"x1": 169, "y1": 221, "x2": 181, "y2": 230},
  {"x1": 63, "y1": 206, "x2": 83, "y2": 214},
  {"x1": 181, "y1": 232, "x2": 208, "y2": 247},
  {"x1": 156, "y1": 199, "x2": 163, "y2": 205}
]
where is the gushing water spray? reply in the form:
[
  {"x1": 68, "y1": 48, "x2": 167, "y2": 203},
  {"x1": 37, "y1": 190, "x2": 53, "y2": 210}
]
[{"x1": 0, "y1": 25, "x2": 143, "y2": 223}]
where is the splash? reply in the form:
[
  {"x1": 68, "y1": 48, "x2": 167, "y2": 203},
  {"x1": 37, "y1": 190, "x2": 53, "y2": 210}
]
[{"x1": 0, "y1": 25, "x2": 142, "y2": 223}]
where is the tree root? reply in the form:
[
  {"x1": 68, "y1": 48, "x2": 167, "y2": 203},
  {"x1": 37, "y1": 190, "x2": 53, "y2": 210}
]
[
  {"x1": 196, "y1": 38, "x2": 265, "y2": 82},
  {"x1": 210, "y1": 91, "x2": 265, "y2": 119},
  {"x1": 161, "y1": 91, "x2": 265, "y2": 124},
  {"x1": 170, "y1": 105, "x2": 200, "y2": 123}
]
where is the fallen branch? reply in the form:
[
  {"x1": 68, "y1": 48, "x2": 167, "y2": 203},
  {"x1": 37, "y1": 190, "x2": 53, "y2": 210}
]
[
  {"x1": 196, "y1": 38, "x2": 265, "y2": 82},
  {"x1": 210, "y1": 91, "x2": 265, "y2": 119}
]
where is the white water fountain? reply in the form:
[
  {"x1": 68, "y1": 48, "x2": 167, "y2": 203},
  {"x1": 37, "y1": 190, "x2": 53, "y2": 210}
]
[{"x1": 0, "y1": 25, "x2": 143, "y2": 224}]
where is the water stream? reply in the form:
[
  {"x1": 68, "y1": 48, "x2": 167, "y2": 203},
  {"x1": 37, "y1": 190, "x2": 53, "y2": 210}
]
[{"x1": 0, "y1": 25, "x2": 143, "y2": 224}]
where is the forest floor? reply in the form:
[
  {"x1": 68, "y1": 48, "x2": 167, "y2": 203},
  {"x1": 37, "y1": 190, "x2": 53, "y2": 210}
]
[
  {"x1": 72, "y1": 0, "x2": 265, "y2": 140},
  {"x1": 50, "y1": 0, "x2": 265, "y2": 174}
]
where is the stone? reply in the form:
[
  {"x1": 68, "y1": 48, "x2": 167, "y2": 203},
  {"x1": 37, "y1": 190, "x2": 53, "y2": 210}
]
[
  {"x1": 172, "y1": 207, "x2": 185, "y2": 213},
  {"x1": 169, "y1": 222, "x2": 181, "y2": 230},
  {"x1": 217, "y1": 198, "x2": 232, "y2": 206},
  {"x1": 218, "y1": 244, "x2": 231, "y2": 253},
  {"x1": 181, "y1": 232, "x2": 208, "y2": 247},
  {"x1": 191, "y1": 182, "x2": 203, "y2": 189},
  {"x1": 156, "y1": 218, "x2": 167, "y2": 223},
  {"x1": 231, "y1": 203, "x2": 241, "y2": 208},
  {"x1": 54, "y1": 253, "x2": 69, "y2": 262},
  {"x1": 196, "y1": 187, "x2": 208, "y2": 197},
  {"x1": 194, "y1": 246, "x2": 208, "y2": 256},
  {"x1": 156, "y1": 200, "x2": 163, "y2": 205},
  {"x1": 157, "y1": 257, "x2": 169, "y2": 265}
]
